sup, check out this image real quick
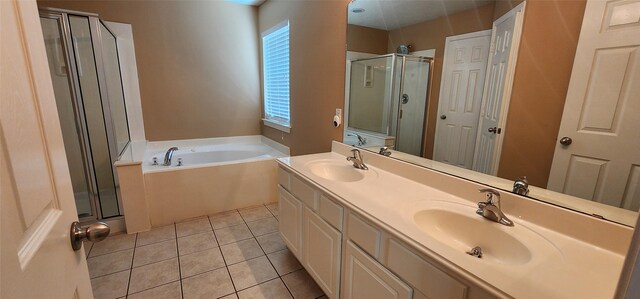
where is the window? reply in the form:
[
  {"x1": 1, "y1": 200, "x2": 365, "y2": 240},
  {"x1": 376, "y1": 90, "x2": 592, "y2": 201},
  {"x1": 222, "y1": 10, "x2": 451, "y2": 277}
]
[{"x1": 262, "y1": 20, "x2": 290, "y2": 132}]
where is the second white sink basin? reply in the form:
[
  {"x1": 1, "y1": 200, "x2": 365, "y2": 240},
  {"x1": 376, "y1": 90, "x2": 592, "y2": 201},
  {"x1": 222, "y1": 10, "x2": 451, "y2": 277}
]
[
  {"x1": 306, "y1": 160, "x2": 371, "y2": 182},
  {"x1": 412, "y1": 201, "x2": 559, "y2": 266}
]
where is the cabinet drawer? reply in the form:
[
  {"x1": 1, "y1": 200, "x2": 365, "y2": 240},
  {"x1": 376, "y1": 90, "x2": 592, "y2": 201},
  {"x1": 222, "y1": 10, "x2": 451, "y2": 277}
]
[
  {"x1": 290, "y1": 175, "x2": 318, "y2": 210},
  {"x1": 319, "y1": 194, "x2": 343, "y2": 231},
  {"x1": 386, "y1": 239, "x2": 468, "y2": 299},
  {"x1": 342, "y1": 240, "x2": 412, "y2": 299},
  {"x1": 346, "y1": 213, "x2": 381, "y2": 258},
  {"x1": 278, "y1": 167, "x2": 291, "y2": 190}
]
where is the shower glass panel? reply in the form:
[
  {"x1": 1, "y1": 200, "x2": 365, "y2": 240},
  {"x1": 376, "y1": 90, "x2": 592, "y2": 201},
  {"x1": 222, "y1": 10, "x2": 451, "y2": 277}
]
[
  {"x1": 40, "y1": 17, "x2": 95, "y2": 218},
  {"x1": 396, "y1": 57, "x2": 430, "y2": 156},
  {"x1": 348, "y1": 56, "x2": 394, "y2": 134},
  {"x1": 99, "y1": 22, "x2": 130, "y2": 155},
  {"x1": 68, "y1": 15, "x2": 121, "y2": 218}
]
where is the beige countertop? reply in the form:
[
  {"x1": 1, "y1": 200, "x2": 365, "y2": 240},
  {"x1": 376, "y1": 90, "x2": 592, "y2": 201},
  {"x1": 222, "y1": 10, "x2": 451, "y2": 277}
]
[{"x1": 277, "y1": 146, "x2": 630, "y2": 299}]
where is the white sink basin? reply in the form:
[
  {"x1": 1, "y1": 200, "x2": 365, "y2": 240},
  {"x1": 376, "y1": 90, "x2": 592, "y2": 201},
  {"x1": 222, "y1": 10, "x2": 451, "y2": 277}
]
[
  {"x1": 306, "y1": 160, "x2": 370, "y2": 182},
  {"x1": 412, "y1": 201, "x2": 559, "y2": 265}
]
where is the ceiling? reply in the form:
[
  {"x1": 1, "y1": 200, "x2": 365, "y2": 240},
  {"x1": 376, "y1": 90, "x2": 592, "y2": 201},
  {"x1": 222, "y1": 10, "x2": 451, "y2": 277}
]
[{"x1": 348, "y1": 0, "x2": 495, "y2": 31}]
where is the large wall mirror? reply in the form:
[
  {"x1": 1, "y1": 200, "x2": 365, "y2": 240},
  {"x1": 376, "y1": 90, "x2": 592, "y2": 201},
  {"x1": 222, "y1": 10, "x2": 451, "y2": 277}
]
[{"x1": 344, "y1": 0, "x2": 640, "y2": 226}]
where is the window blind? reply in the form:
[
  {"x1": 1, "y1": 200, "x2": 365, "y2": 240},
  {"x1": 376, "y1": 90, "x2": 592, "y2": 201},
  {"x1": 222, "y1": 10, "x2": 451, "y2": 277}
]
[{"x1": 262, "y1": 21, "x2": 290, "y2": 125}]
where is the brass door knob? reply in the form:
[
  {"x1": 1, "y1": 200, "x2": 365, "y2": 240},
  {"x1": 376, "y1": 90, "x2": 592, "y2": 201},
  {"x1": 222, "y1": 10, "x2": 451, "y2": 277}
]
[{"x1": 70, "y1": 221, "x2": 110, "y2": 251}]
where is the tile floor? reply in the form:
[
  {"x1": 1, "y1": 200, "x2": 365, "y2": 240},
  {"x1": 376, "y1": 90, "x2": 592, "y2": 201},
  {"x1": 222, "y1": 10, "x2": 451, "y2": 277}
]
[{"x1": 85, "y1": 203, "x2": 327, "y2": 299}]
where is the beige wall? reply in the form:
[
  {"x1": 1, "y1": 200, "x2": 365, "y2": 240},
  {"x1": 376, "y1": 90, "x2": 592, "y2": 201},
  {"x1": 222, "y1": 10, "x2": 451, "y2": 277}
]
[
  {"x1": 38, "y1": 0, "x2": 262, "y2": 141},
  {"x1": 347, "y1": 24, "x2": 389, "y2": 55},
  {"x1": 497, "y1": 0, "x2": 586, "y2": 187},
  {"x1": 259, "y1": 0, "x2": 348, "y2": 155},
  {"x1": 387, "y1": 4, "x2": 496, "y2": 159}
]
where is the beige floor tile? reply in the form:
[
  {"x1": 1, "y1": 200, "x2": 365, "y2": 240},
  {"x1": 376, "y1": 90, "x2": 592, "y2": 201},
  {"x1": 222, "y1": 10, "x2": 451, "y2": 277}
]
[
  {"x1": 180, "y1": 247, "x2": 225, "y2": 278},
  {"x1": 228, "y1": 256, "x2": 278, "y2": 290},
  {"x1": 136, "y1": 225, "x2": 176, "y2": 247},
  {"x1": 215, "y1": 223, "x2": 253, "y2": 245},
  {"x1": 89, "y1": 233, "x2": 136, "y2": 257},
  {"x1": 129, "y1": 258, "x2": 180, "y2": 293},
  {"x1": 182, "y1": 268, "x2": 235, "y2": 299},
  {"x1": 220, "y1": 294, "x2": 239, "y2": 299},
  {"x1": 237, "y1": 278, "x2": 292, "y2": 299},
  {"x1": 87, "y1": 249, "x2": 134, "y2": 278},
  {"x1": 127, "y1": 281, "x2": 181, "y2": 299},
  {"x1": 267, "y1": 248, "x2": 302, "y2": 276},
  {"x1": 133, "y1": 239, "x2": 177, "y2": 267},
  {"x1": 177, "y1": 230, "x2": 217, "y2": 255},
  {"x1": 265, "y1": 203, "x2": 279, "y2": 216},
  {"x1": 282, "y1": 269, "x2": 324, "y2": 299},
  {"x1": 176, "y1": 217, "x2": 212, "y2": 237},
  {"x1": 90, "y1": 270, "x2": 129, "y2": 299},
  {"x1": 246, "y1": 217, "x2": 278, "y2": 236},
  {"x1": 256, "y1": 232, "x2": 287, "y2": 254},
  {"x1": 220, "y1": 239, "x2": 264, "y2": 265},
  {"x1": 210, "y1": 210, "x2": 245, "y2": 229},
  {"x1": 239, "y1": 206, "x2": 273, "y2": 222}
]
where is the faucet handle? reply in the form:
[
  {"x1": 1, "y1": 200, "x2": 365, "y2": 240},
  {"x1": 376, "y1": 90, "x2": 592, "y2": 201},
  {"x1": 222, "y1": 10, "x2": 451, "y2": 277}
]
[{"x1": 479, "y1": 188, "x2": 501, "y2": 204}]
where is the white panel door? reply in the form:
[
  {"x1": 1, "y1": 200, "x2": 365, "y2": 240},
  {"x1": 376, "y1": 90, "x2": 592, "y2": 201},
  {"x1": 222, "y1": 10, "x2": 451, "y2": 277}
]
[
  {"x1": 434, "y1": 30, "x2": 491, "y2": 169},
  {"x1": 547, "y1": 0, "x2": 640, "y2": 210},
  {"x1": 303, "y1": 207, "x2": 341, "y2": 299},
  {"x1": 473, "y1": 2, "x2": 526, "y2": 175},
  {"x1": 1, "y1": 0, "x2": 93, "y2": 298}
]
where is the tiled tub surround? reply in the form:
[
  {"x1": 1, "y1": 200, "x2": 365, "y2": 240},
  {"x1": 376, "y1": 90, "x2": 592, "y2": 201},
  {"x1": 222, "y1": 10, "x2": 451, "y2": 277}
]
[
  {"x1": 115, "y1": 136, "x2": 289, "y2": 233},
  {"x1": 85, "y1": 204, "x2": 326, "y2": 299},
  {"x1": 276, "y1": 141, "x2": 634, "y2": 298}
]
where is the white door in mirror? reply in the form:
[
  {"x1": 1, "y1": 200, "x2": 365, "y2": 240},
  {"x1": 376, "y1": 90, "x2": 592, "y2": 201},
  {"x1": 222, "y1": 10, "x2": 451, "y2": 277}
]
[
  {"x1": 434, "y1": 30, "x2": 491, "y2": 169},
  {"x1": 1, "y1": 0, "x2": 93, "y2": 297},
  {"x1": 548, "y1": 0, "x2": 640, "y2": 210}
]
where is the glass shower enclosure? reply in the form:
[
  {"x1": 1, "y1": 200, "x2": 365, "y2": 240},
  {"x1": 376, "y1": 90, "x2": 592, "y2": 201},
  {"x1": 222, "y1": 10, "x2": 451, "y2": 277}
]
[
  {"x1": 348, "y1": 54, "x2": 433, "y2": 156},
  {"x1": 39, "y1": 8, "x2": 130, "y2": 222}
]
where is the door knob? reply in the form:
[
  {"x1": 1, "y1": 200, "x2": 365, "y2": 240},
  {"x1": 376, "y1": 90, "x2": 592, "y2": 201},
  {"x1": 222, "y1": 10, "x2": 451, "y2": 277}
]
[
  {"x1": 70, "y1": 221, "x2": 110, "y2": 251},
  {"x1": 488, "y1": 127, "x2": 502, "y2": 134},
  {"x1": 440, "y1": 114, "x2": 447, "y2": 119},
  {"x1": 559, "y1": 137, "x2": 572, "y2": 146}
]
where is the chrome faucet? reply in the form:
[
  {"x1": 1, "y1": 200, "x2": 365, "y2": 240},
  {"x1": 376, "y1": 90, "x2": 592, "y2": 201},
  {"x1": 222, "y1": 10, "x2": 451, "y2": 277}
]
[
  {"x1": 347, "y1": 132, "x2": 367, "y2": 146},
  {"x1": 476, "y1": 189, "x2": 513, "y2": 226},
  {"x1": 379, "y1": 147, "x2": 392, "y2": 156},
  {"x1": 513, "y1": 176, "x2": 529, "y2": 196},
  {"x1": 347, "y1": 149, "x2": 368, "y2": 170},
  {"x1": 163, "y1": 147, "x2": 179, "y2": 166}
]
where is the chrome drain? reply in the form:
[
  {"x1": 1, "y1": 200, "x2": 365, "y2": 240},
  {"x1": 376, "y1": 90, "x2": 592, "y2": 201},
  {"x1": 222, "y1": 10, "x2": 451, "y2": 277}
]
[{"x1": 466, "y1": 246, "x2": 483, "y2": 258}]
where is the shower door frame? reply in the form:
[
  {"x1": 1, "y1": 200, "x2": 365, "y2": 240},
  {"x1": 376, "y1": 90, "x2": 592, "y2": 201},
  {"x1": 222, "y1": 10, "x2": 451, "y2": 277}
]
[{"x1": 39, "y1": 8, "x2": 126, "y2": 222}]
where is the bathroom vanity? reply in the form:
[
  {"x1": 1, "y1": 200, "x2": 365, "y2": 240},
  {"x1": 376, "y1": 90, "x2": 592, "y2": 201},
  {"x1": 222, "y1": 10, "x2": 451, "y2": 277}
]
[{"x1": 277, "y1": 142, "x2": 633, "y2": 299}]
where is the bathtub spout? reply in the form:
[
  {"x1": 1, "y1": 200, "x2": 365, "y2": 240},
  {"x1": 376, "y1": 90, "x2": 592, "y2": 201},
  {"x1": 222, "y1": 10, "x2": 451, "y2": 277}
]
[{"x1": 163, "y1": 147, "x2": 179, "y2": 166}]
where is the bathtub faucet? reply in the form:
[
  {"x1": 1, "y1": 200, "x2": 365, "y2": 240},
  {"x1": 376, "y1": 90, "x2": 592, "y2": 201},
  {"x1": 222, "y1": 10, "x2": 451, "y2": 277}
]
[{"x1": 163, "y1": 147, "x2": 179, "y2": 166}]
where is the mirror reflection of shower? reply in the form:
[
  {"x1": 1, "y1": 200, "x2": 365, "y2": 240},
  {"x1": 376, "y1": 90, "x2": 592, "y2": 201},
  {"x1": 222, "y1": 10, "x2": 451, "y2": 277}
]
[
  {"x1": 345, "y1": 53, "x2": 432, "y2": 156},
  {"x1": 39, "y1": 9, "x2": 130, "y2": 222}
]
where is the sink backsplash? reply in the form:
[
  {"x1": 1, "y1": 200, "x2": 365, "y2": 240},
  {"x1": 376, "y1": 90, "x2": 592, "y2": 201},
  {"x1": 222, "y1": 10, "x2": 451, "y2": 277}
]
[{"x1": 331, "y1": 141, "x2": 633, "y2": 255}]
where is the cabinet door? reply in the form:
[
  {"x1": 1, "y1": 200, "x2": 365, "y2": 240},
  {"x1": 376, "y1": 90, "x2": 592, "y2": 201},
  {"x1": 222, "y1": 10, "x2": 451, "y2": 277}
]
[
  {"x1": 342, "y1": 241, "x2": 412, "y2": 299},
  {"x1": 303, "y1": 206, "x2": 342, "y2": 298},
  {"x1": 279, "y1": 187, "x2": 303, "y2": 259}
]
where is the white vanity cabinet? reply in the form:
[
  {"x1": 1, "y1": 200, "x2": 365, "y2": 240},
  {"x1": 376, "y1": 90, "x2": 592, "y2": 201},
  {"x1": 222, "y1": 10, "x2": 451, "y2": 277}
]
[
  {"x1": 342, "y1": 240, "x2": 412, "y2": 299},
  {"x1": 277, "y1": 165, "x2": 498, "y2": 299}
]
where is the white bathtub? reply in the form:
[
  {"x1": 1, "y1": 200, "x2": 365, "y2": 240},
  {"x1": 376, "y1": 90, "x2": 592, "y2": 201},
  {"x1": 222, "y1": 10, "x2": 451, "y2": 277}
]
[{"x1": 140, "y1": 136, "x2": 288, "y2": 226}]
